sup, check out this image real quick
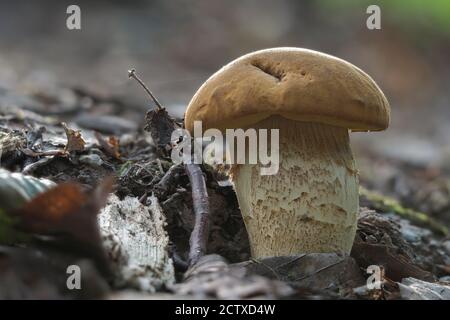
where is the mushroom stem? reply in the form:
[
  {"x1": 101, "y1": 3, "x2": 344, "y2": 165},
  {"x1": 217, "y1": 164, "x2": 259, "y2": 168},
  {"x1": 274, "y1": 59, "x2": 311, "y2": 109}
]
[{"x1": 230, "y1": 116, "x2": 359, "y2": 258}]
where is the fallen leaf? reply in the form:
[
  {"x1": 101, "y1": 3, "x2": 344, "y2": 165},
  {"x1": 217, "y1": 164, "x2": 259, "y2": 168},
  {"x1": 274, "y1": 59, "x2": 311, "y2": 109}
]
[
  {"x1": 62, "y1": 122, "x2": 85, "y2": 152},
  {"x1": 11, "y1": 176, "x2": 115, "y2": 277},
  {"x1": 232, "y1": 253, "x2": 365, "y2": 297},
  {"x1": 0, "y1": 168, "x2": 56, "y2": 212},
  {"x1": 144, "y1": 108, "x2": 179, "y2": 156},
  {"x1": 95, "y1": 132, "x2": 121, "y2": 160},
  {"x1": 351, "y1": 209, "x2": 435, "y2": 282},
  {"x1": 352, "y1": 241, "x2": 434, "y2": 282}
]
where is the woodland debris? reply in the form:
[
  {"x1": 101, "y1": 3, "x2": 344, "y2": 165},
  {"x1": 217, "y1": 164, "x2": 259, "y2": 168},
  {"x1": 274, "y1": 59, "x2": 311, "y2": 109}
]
[
  {"x1": 131, "y1": 69, "x2": 211, "y2": 267},
  {"x1": 107, "y1": 291, "x2": 191, "y2": 300},
  {"x1": 186, "y1": 163, "x2": 210, "y2": 266},
  {"x1": 117, "y1": 159, "x2": 168, "y2": 197},
  {"x1": 0, "y1": 88, "x2": 46, "y2": 113},
  {"x1": 75, "y1": 114, "x2": 138, "y2": 135},
  {"x1": 0, "y1": 101, "x2": 57, "y2": 126},
  {"x1": 0, "y1": 129, "x2": 26, "y2": 156},
  {"x1": 1, "y1": 63, "x2": 448, "y2": 300},
  {"x1": 79, "y1": 153, "x2": 104, "y2": 167},
  {"x1": 144, "y1": 106, "x2": 180, "y2": 156},
  {"x1": 153, "y1": 163, "x2": 184, "y2": 199},
  {"x1": 95, "y1": 132, "x2": 121, "y2": 160},
  {"x1": 352, "y1": 209, "x2": 435, "y2": 282},
  {"x1": 22, "y1": 156, "x2": 55, "y2": 174},
  {"x1": 0, "y1": 246, "x2": 108, "y2": 299},
  {"x1": 0, "y1": 174, "x2": 114, "y2": 297},
  {"x1": 232, "y1": 253, "x2": 365, "y2": 297},
  {"x1": 387, "y1": 215, "x2": 450, "y2": 277},
  {"x1": 172, "y1": 254, "x2": 295, "y2": 299},
  {"x1": 352, "y1": 276, "x2": 400, "y2": 300},
  {"x1": 62, "y1": 122, "x2": 85, "y2": 153},
  {"x1": 398, "y1": 277, "x2": 450, "y2": 300},
  {"x1": 128, "y1": 69, "x2": 163, "y2": 111},
  {"x1": 162, "y1": 182, "x2": 250, "y2": 266},
  {"x1": 11, "y1": 178, "x2": 114, "y2": 276},
  {"x1": 360, "y1": 186, "x2": 448, "y2": 236},
  {"x1": 98, "y1": 194, "x2": 174, "y2": 292},
  {"x1": 0, "y1": 168, "x2": 55, "y2": 212}
]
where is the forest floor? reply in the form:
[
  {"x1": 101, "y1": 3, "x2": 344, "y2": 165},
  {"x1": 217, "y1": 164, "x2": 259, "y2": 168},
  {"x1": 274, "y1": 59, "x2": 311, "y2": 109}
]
[{"x1": 0, "y1": 71, "x2": 449, "y2": 300}]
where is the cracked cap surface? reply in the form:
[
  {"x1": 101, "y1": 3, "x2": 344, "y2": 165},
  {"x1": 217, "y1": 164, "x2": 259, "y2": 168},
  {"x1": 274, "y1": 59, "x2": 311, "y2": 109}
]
[{"x1": 185, "y1": 47, "x2": 390, "y2": 133}]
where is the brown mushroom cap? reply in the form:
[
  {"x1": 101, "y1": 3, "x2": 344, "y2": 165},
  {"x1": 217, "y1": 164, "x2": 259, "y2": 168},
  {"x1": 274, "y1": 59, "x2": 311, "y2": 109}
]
[{"x1": 185, "y1": 47, "x2": 390, "y2": 133}]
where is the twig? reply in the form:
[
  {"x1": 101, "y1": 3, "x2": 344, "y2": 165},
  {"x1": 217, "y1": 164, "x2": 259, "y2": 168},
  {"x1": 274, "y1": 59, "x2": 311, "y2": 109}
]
[
  {"x1": 248, "y1": 255, "x2": 308, "y2": 281},
  {"x1": 128, "y1": 69, "x2": 164, "y2": 110},
  {"x1": 22, "y1": 156, "x2": 55, "y2": 174},
  {"x1": 185, "y1": 163, "x2": 210, "y2": 266},
  {"x1": 294, "y1": 259, "x2": 345, "y2": 282},
  {"x1": 273, "y1": 254, "x2": 307, "y2": 270},
  {"x1": 138, "y1": 192, "x2": 148, "y2": 204},
  {"x1": 170, "y1": 245, "x2": 189, "y2": 272},
  {"x1": 153, "y1": 163, "x2": 184, "y2": 199},
  {"x1": 250, "y1": 258, "x2": 281, "y2": 280},
  {"x1": 130, "y1": 68, "x2": 211, "y2": 267},
  {"x1": 21, "y1": 148, "x2": 65, "y2": 157}
]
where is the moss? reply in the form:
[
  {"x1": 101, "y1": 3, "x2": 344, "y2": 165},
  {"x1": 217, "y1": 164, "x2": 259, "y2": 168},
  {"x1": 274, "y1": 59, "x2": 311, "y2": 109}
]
[{"x1": 359, "y1": 186, "x2": 448, "y2": 236}]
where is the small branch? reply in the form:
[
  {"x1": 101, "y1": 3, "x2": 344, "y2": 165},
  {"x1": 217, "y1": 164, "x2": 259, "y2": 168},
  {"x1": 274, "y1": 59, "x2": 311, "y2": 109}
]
[
  {"x1": 153, "y1": 164, "x2": 184, "y2": 199},
  {"x1": 185, "y1": 163, "x2": 210, "y2": 266},
  {"x1": 294, "y1": 259, "x2": 345, "y2": 282},
  {"x1": 138, "y1": 192, "x2": 148, "y2": 204},
  {"x1": 22, "y1": 156, "x2": 55, "y2": 174},
  {"x1": 128, "y1": 69, "x2": 164, "y2": 110},
  {"x1": 130, "y1": 67, "x2": 211, "y2": 267},
  {"x1": 21, "y1": 148, "x2": 66, "y2": 157},
  {"x1": 170, "y1": 245, "x2": 189, "y2": 272}
]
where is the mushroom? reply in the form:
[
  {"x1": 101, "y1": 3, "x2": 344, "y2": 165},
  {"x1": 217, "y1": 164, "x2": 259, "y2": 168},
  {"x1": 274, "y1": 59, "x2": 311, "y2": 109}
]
[{"x1": 185, "y1": 48, "x2": 390, "y2": 258}]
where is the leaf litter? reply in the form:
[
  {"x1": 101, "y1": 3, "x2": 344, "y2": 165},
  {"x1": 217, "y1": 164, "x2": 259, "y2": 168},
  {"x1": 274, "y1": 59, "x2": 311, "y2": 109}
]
[{"x1": 0, "y1": 70, "x2": 449, "y2": 299}]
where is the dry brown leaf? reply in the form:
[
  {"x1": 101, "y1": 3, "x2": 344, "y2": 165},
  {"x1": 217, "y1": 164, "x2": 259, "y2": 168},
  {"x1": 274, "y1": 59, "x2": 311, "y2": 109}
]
[
  {"x1": 62, "y1": 122, "x2": 85, "y2": 152},
  {"x1": 95, "y1": 132, "x2": 121, "y2": 160},
  {"x1": 11, "y1": 177, "x2": 115, "y2": 276}
]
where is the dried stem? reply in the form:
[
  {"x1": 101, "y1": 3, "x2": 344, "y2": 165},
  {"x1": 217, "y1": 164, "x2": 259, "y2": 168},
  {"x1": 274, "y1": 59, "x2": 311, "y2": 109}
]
[
  {"x1": 130, "y1": 68, "x2": 211, "y2": 267},
  {"x1": 128, "y1": 68, "x2": 164, "y2": 110}
]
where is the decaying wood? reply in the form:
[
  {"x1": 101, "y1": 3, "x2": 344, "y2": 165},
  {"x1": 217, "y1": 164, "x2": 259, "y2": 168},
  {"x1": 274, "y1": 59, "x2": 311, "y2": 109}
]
[{"x1": 98, "y1": 194, "x2": 175, "y2": 291}]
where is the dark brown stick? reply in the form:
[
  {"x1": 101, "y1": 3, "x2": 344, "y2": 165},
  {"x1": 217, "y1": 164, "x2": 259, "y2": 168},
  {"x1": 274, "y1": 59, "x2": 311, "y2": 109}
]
[
  {"x1": 128, "y1": 69, "x2": 164, "y2": 110},
  {"x1": 129, "y1": 68, "x2": 211, "y2": 267},
  {"x1": 185, "y1": 163, "x2": 210, "y2": 266},
  {"x1": 153, "y1": 163, "x2": 184, "y2": 199}
]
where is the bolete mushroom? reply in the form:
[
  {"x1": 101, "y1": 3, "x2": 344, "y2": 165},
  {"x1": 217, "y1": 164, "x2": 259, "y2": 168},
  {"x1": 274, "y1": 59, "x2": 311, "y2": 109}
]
[{"x1": 185, "y1": 48, "x2": 390, "y2": 258}]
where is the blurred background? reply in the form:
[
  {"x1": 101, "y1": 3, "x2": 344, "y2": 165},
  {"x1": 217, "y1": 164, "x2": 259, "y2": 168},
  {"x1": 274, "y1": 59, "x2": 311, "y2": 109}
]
[{"x1": 1, "y1": 0, "x2": 449, "y2": 223}]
